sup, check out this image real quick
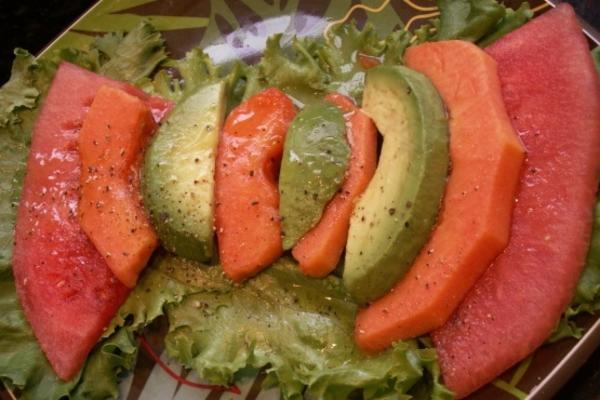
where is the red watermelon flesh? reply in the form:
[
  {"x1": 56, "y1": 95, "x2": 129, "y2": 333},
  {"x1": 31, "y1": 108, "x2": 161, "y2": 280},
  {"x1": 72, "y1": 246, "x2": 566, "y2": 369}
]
[
  {"x1": 432, "y1": 5, "x2": 600, "y2": 398},
  {"x1": 12, "y1": 62, "x2": 171, "y2": 380}
]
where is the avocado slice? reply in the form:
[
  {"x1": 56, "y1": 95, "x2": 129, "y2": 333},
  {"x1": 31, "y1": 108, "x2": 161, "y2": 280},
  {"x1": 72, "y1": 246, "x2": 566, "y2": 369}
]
[
  {"x1": 279, "y1": 102, "x2": 350, "y2": 250},
  {"x1": 344, "y1": 65, "x2": 449, "y2": 304},
  {"x1": 142, "y1": 81, "x2": 226, "y2": 262}
]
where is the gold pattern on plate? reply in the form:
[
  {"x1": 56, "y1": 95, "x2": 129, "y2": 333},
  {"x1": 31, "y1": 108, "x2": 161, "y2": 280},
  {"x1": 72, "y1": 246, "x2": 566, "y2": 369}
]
[
  {"x1": 324, "y1": 0, "x2": 443, "y2": 43},
  {"x1": 402, "y1": 0, "x2": 438, "y2": 12},
  {"x1": 324, "y1": 0, "x2": 392, "y2": 42},
  {"x1": 3, "y1": 383, "x2": 16, "y2": 400},
  {"x1": 532, "y1": 2, "x2": 551, "y2": 13}
]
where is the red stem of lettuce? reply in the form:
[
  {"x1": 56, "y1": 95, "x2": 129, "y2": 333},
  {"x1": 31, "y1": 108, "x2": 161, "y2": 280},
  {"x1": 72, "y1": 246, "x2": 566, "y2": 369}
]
[{"x1": 138, "y1": 335, "x2": 241, "y2": 395}]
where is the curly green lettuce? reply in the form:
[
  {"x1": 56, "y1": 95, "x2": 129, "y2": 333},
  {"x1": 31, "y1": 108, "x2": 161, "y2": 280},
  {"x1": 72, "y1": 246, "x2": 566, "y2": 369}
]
[
  {"x1": 0, "y1": 50, "x2": 55, "y2": 131},
  {"x1": 147, "y1": 46, "x2": 260, "y2": 115},
  {"x1": 572, "y1": 198, "x2": 600, "y2": 312},
  {"x1": 55, "y1": 21, "x2": 167, "y2": 85},
  {"x1": 257, "y1": 23, "x2": 411, "y2": 102},
  {"x1": 252, "y1": 0, "x2": 530, "y2": 103},
  {"x1": 103, "y1": 253, "x2": 205, "y2": 338},
  {"x1": 143, "y1": 1, "x2": 531, "y2": 109},
  {"x1": 435, "y1": 0, "x2": 532, "y2": 45},
  {"x1": 477, "y1": 2, "x2": 533, "y2": 47},
  {"x1": 164, "y1": 257, "x2": 453, "y2": 400},
  {"x1": 150, "y1": 48, "x2": 218, "y2": 101},
  {"x1": 96, "y1": 21, "x2": 167, "y2": 84},
  {"x1": 593, "y1": 47, "x2": 600, "y2": 73}
]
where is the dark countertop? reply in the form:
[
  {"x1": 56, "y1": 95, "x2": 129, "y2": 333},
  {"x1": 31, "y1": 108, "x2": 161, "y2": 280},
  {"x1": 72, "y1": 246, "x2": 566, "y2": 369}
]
[{"x1": 0, "y1": 0, "x2": 599, "y2": 399}]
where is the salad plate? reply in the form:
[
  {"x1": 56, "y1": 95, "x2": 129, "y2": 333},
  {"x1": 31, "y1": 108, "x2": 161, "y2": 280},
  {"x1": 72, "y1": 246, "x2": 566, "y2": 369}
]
[{"x1": 1, "y1": 0, "x2": 599, "y2": 399}]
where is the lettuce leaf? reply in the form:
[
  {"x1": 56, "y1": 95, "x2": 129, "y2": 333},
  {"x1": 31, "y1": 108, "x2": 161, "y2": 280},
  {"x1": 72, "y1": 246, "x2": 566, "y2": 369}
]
[
  {"x1": 146, "y1": 21, "x2": 412, "y2": 113},
  {"x1": 70, "y1": 330, "x2": 138, "y2": 400},
  {"x1": 573, "y1": 198, "x2": 600, "y2": 310},
  {"x1": 547, "y1": 307, "x2": 584, "y2": 344},
  {"x1": 0, "y1": 49, "x2": 56, "y2": 144},
  {"x1": 0, "y1": 133, "x2": 27, "y2": 272},
  {"x1": 164, "y1": 257, "x2": 453, "y2": 400},
  {"x1": 224, "y1": 61, "x2": 262, "y2": 109},
  {"x1": 478, "y1": 2, "x2": 533, "y2": 47},
  {"x1": 0, "y1": 50, "x2": 52, "y2": 130},
  {"x1": 51, "y1": 21, "x2": 166, "y2": 85},
  {"x1": 319, "y1": 23, "x2": 410, "y2": 99},
  {"x1": 94, "y1": 21, "x2": 167, "y2": 84},
  {"x1": 435, "y1": 0, "x2": 532, "y2": 45},
  {"x1": 254, "y1": 2, "x2": 529, "y2": 105},
  {"x1": 567, "y1": 197, "x2": 600, "y2": 317},
  {"x1": 147, "y1": 47, "x2": 259, "y2": 114},
  {"x1": 103, "y1": 254, "x2": 204, "y2": 338},
  {"x1": 150, "y1": 48, "x2": 218, "y2": 101},
  {"x1": 435, "y1": 0, "x2": 506, "y2": 42},
  {"x1": 593, "y1": 47, "x2": 600, "y2": 74},
  {"x1": 255, "y1": 23, "x2": 411, "y2": 104},
  {"x1": 260, "y1": 33, "x2": 328, "y2": 93}
]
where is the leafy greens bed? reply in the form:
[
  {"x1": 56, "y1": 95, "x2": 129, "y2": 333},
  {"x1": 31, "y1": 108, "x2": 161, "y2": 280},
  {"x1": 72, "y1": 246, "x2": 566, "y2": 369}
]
[{"x1": 0, "y1": 1, "x2": 599, "y2": 399}]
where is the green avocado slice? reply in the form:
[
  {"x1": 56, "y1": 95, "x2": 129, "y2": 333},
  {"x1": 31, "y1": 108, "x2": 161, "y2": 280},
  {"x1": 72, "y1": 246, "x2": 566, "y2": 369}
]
[
  {"x1": 344, "y1": 65, "x2": 449, "y2": 304},
  {"x1": 279, "y1": 102, "x2": 350, "y2": 250},
  {"x1": 142, "y1": 81, "x2": 226, "y2": 262}
]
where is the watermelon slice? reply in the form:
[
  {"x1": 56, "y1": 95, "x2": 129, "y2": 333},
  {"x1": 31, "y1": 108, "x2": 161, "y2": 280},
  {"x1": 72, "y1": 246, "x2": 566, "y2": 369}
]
[
  {"x1": 432, "y1": 5, "x2": 600, "y2": 398},
  {"x1": 12, "y1": 62, "x2": 171, "y2": 380}
]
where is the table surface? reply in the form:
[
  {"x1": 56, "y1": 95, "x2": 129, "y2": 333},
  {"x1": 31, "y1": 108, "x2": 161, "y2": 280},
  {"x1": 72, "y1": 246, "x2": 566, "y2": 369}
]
[{"x1": 0, "y1": 0, "x2": 599, "y2": 399}]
